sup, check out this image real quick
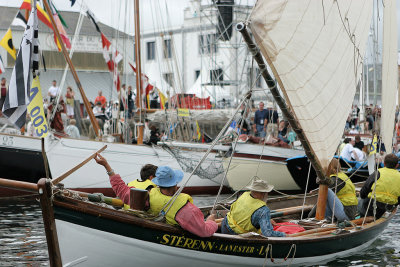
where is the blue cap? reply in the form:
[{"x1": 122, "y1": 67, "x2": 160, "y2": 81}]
[{"x1": 151, "y1": 166, "x2": 184, "y2": 187}]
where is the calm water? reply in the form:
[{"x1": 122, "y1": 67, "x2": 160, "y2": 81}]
[{"x1": 1, "y1": 196, "x2": 400, "y2": 266}]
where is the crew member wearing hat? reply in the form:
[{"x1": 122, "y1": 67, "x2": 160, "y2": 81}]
[
  {"x1": 94, "y1": 153, "x2": 218, "y2": 237},
  {"x1": 221, "y1": 179, "x2": 286, "y2": 237}
]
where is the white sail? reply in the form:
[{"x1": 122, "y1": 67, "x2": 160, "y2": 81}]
[
  {"x1": 250, "y1": 0, "x2": 373, "y2": 171},
  {"x1": 380, "y1": 0, "x2": 398, "y2": 152}
]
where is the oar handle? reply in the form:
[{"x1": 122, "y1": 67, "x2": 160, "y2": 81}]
[
  {"x1": 52, "y1": 145, "x2": 107, "y2": 185},
  {"x1": 0, "y1": 178, "x2": 38, "y2": 192}
]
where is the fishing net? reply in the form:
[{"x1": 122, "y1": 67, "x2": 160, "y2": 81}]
[{"x1": 160, "y1": 144, "x2": 225, "y2": 181}]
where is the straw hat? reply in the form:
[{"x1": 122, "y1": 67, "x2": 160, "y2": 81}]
[{"x1": 246, "y1": 178, "x2": 274, "y2": 192}]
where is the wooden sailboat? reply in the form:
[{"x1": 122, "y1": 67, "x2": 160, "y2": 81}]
[{"x1": 1, "y1": 0, "x2": 398, "y2": 266}]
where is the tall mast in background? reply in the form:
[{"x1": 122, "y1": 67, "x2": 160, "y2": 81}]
[{"x1": 134, "y1": 0, "x2": 144, "y2": 144}]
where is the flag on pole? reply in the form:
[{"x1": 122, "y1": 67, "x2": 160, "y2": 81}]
[
  {"x1": 157, "y1": 88, "x2": 167, "y2": 109},
  {"x1": 11, "y1": 11, "x2": 28, "y2": 28},
  {"x1": 51, "y1": 3, "x2": 68, "y2": 28},
  {"x1": 27, "y1": 76, "x2": 48, "y2": 137},
  {"x1": 86, "y1": 9, "x2": 101, "y2": 33},
  {"x1": 2, "y1": 4, "x2": 39, "y2": 129},
  {"x1": 20, "y1": 0, "x2": 53, "y2": 30},
  {"x1": 0, "y1": 55, "x2": 5, "y2": 74},
  {"x1": 195, "y1": 120, "x2": 201, "y2": 140},
  {"x1": 0, "y1": 28, "x2": 16, "y2": 60},
  {"x1": 20, "y1": 0, "x2": 63, "y2": 51},
  {"x1": 369, "y1": 135, "x2": 378, "y2": 155},
  {"x1": 51, "y1": 5, "x2": 71, "y2": 49}
]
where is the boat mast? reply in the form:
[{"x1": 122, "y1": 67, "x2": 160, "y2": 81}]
[
  {"x1": 237, "y1": 23, "x2": 329, "y2": 220},
  {"x1": 42, "y1": 0, "x2": 101, "y2": 137},
  {"x1": 134, "y1": 0, "x2": 144, "y2": 144}
]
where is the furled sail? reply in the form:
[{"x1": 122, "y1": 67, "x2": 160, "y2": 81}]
[
  {"x1": 250, "y1": 0, "x2": 373, "y2": 172},
  {"x1": 381, "y1": 0, "x2": 398, "y2": 152}
]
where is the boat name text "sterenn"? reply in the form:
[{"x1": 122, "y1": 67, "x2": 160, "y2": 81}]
[{"x1": 160, "y1": 234, "x2": 262, "y2": 255}]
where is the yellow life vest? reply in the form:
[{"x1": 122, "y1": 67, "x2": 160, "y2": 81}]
[
  {"x1": 368, "y1": 167, "x2": 400, "y2": 205},
  {"x1": 148, "y1": 188, "x2": 193, "y2": 226},
  {"x1": 226, "y1": 191, "x2": 266, "y2": 234},
  {"x1": 331, "y1": 172, "x2": 358, "y2": 206},
  {"x1": 127, "y1": 179, "x2": 156, "y2": 190},
  {"x1": 123, "y1": 179, "x2": 156, "y2": 210}
]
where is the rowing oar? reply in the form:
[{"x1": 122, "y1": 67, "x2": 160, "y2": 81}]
[
  {"x1": 288, "y1": 216, "x2": 376, "y2": 237},
  {"x1": 270, "y1": 205, "x2": 314, "y2": 218},
  {"x1": 51, "y1": 145, "x2": 107, "y2": 185}
]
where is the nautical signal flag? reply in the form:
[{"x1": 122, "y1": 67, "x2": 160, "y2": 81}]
[
  {"x1": 11, "y1": 11, "x2": 28, "y2": 28},
  {"x1": 20, "y1": 0, "x2": 53, "y2": 30},
  {"x1": 20, "y1": 0, "x2": 64, "y2": 51},
  {"x1": 196, "y1": 121, "x2": 201, "y2": 140},
  {"x1": 369, "y1": 135, "x2": 378, "y2": 155},
  {"x1": 0, "y1": 28, "x2": 16, "y2": 60}
]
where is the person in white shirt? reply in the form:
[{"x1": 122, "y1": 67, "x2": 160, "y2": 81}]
[
  {"x1": 352, "y1": 147, "x2": 365, "y2": 161},
  {"x1": 48, "y1": 80, "x2": 59, "y2": 102},
  {"x1": 65, "y1": 119, "x2": 80, "y2": 139},
  {"x1": 340, "y1": 139, "x2": 359, "y2": 161}
]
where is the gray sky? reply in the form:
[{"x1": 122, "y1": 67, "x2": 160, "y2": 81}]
[
  {"x1": 0, "y1": 0, "x2": 187, "y2": 34},
  {"x1": 0, "y1": 0, "x2": 398, "y2": 51}
]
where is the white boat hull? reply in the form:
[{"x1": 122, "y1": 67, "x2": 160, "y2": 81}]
[
  {"x1": 224, "y1": 143, "x2": 304, "y2": 191},
  {"x1": 56, "y1": 219, "x2": 378, "y2": 267},
  {"x1": 224, "y1": 158, "x2": 301, "y2": 191},
  {"x1": 0, "y1": 133, "x2": 226, "y2": 195}
]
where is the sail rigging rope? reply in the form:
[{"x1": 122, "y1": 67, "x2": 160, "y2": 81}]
[
  {"x1": 158, "y1": 93, "x2": 252, "y2": 217},
  {"x1": 300, "y1": 161, "x2": 312, "y2": 220},
  {"x1": 210, "y1": 97, "x2": 253, "y2": 214},
  {"x1": 362, "y1": 135, "x2": 383, "y2": 226}
]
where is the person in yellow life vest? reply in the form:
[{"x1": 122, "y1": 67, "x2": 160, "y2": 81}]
[
  {"x1": 94, "y1": 153, "x2": 218, "y2": 237},
  {"x1": 220, "y1": 179, "x2": 286, "y2": 237},
  {"x1": 360, "y1": 153, "x2": 400, "y2": 218},
  {"x1": 127, "y1": 164, "x2": 157, "y2": 191},
  {"x1": 325, "y1": 158, "x2": 358, "y2": 221},
  {"x1": 123, "y1": 164, "x2": 157, "y2": 210}
]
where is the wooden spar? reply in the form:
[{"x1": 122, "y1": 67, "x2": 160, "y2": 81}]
[
  {"x1": 236, "y1": 23, "x2": 329, "y2": 220},
  {"x1": 134, "y1": 0, "x2": 144, "y2": 145},
  {"x1": 0, "y1": 178, "x2": 37, "y2": 192},
  {"x1": 52, "y1": 145, "x2": 107, "y2": 185},
  {"x1": 37, "y1": 179, "x2": 62, "y2": 266},
  {"x1": 0, "y1": 177, "x2": 90, "y2": 198},
  {"x1": 41, "y1": 138, "x2": 50, "y2": 178},
  {"x1": 42, "y1": 0, "x2": 101, "y2": 137}
]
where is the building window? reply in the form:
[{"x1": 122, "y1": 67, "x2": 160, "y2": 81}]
[
  {"x1": 163, "y1": 73, "x2": 174, "y2": 87},
  {"x1": 163, "y1": 39, "x2": 172, "y2": 59},
  {"x1": 147, "y1": 41, "x2": 156, "y2": 60},
  {"x1": 210, "y1": 68, "x2": 223, "y2": 83},
  {"x1": 247, "y1": 68, "x2": 262, "y2": 88},
  {"x1": 199, "y1": 34, "x2": 218, "y2": 55},
  {"x1": 195, "y1": 70, "x2": 200, "y2": 80}
]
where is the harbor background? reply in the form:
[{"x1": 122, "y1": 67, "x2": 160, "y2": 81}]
[{"x1": 1, "y1": 196, "x2": 400, "y2": 266}]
